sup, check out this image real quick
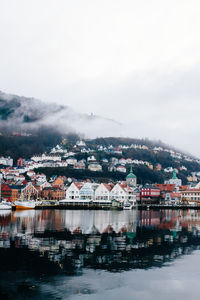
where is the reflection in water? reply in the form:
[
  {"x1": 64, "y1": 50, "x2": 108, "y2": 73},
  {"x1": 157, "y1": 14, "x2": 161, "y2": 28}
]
[{"x1": 0, "y1": 209, "x2": 200, "y2": 299}]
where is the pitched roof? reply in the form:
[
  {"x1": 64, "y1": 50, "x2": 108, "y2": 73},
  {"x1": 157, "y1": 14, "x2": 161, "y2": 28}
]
[
  {"x1": 182, "y1": 189, "x2": 200, "y2": 192},
  {"x1": 179, "y1": 185, "x2": 189, "y2": 191},
  {"x1": 155, "y1": 184, "x2": 175, "y2": 192},
  {"x1": 103, "y1": 183, "x2": 114, "y2": 191},
  {"x1": 73, "y1": 182, "x2": 83, "y2": 190}
]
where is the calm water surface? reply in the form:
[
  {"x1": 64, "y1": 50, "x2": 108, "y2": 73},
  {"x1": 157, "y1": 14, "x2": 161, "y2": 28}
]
[{"x1": 0, "y1": 208, "x2": 200, "y2": 299}]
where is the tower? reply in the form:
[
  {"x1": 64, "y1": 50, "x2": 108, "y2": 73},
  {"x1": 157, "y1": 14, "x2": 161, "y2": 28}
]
[
  {"x1": 165, "y1": 169, "x2": 182, "y2": 187},
  {"x1": 126, "y1": 165, "x2": 137, "y2": 187}
]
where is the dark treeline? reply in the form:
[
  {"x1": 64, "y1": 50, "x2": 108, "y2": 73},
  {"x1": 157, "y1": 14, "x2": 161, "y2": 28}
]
[
  {"x1": 0, "y1": 127, "x2": 62, "y2": 162},
  {"x1": 87, "y1": 137, "x2": 171, "y2": 150}
]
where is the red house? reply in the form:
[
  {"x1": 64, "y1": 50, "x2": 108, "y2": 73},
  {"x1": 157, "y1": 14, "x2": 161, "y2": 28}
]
[
  {"x1": 140, "y1": 185, "x2": 160, "y2": 203},
  {"x1": 1, "y1": 184, "x2": 12, "y2": 202},
  {"x1": 17, "y1": 158, "x2": 24, "y2": 167}
]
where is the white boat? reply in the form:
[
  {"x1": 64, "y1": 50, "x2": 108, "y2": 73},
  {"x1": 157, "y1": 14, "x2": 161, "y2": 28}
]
[
  {"x1": 123, "y1": 202, "x2": 133, "y2": 210},
  {"x1": 14, "y1": 200, "x2": 35, "y2": 210},
  {"x1": 0, "y1": 201, "x2": 12, "y2": 210}
]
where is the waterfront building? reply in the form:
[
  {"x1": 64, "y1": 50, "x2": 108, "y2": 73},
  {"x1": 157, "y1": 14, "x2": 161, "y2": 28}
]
[
  {"x1": 21, "y1": 182, "x2": 39, "y2": 200},
  {"x1": 1, "y1": 184, "x2": 21, "y2": 202},
  {"x1": 155, "y1": 184, "x2": 175, "y2": 193},
  {"x1": 94, "y1": 183, "x2": 113, "y2": 203},
  {"x1": 66, "y1": 182, "x2": 83, "y2": 200},
  {"x1": 140, "y1": 185, "x2": 160, "y2": 203},
  {"x1": 52, "y1": 176, "x2": 64, "y2": 189},
  {"x1": 164, "y1": 192, "x2": 181, "y2": 205},
  {"x1": 79, "y1": 182, "x2": 99, "y2": 201},
  {"x1": 110, "y1": 182, "x2": 136, "y2": 204},
  {"x1": 181, "y1": 189, "x2": 200, "y2": 204},
  {"x1": 42, "y1": 187, "x2": 66, "y2": 200}
]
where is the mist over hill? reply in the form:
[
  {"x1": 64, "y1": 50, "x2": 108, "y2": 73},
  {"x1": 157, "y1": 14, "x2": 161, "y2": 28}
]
[{"x1": 0, "y1": 91, "x2": 121, "y2": 136}]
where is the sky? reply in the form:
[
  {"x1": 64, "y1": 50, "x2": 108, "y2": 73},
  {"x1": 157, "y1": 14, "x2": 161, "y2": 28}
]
[{"x1": 0, "y1": 0, "x2": 200, "y2": 155}]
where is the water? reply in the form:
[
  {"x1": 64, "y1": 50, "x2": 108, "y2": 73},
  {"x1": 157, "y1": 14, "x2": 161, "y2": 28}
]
[{"x1": 0, "y1": 209, "x2": 200, "y2": 299}]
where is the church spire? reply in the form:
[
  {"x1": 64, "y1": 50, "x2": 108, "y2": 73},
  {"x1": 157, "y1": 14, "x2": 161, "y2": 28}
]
[
  {"x1": 126, "y1": 165, "x2": 137, "y2": 187},
  {"x1": 172, "y1": 169, "x2": 177, "y2": 179}
]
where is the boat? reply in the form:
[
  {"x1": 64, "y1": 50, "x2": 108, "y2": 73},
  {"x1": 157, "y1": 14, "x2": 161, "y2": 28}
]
[
  {"x1": 14, "y1": 200, "x2": 35, "y2": 210},
  {"x1": 123, "y1": 202, "x2": 133, "y2": 210},
  {"x1": 0, "y1": 201, "x2": 12, "y2": 210}
]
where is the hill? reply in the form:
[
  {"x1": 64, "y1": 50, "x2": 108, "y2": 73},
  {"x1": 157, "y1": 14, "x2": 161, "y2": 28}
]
[
  {"x1": 0, "y1": 91, "x2": 200, "y2": 184},
  {"x1": 0, "y1": 91, "x2": 121, "y2": 136}
]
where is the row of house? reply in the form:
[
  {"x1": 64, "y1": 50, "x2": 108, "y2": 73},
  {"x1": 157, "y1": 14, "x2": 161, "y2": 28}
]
[
  {"x1": 0, "y1": 176, "x2": 66, "y2": 202},
  {"x1": 65, "y1": 181, "x2": 137, "y2": 204}
]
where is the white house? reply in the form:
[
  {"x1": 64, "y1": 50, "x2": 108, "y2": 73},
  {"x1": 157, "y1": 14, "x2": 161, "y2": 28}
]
[
  {"x1": 88, "y1": 163, "x2": 102, "y2": 172},
  {"x1": 66, "y1": 182, "x2": 83, "y2": 200},
  {"x1": 0, "y1": 156, "x2": 13, "y2": 166},
  {"x1": 119, "y1": 158, "x2": 127, "y2": 166},
  {"x1": 110, "y1": 183, "x2": 136, "y2": 204},
  {"x1": 94, "y1": 183, "x2": 113, "y2": 203},
  {"x1": 79, "y1": 182, "x2": 99, "y2": 200},
  {"x1": 116, "y1": 165, "x2": 126, "y2": 173},
  {"x1": 110, "y1": 183, "x2": 127, "y2": 202},
  {"x1": 27, "y1": 170, "x2": 36, "y2": 178},
  {"x1": 66, "y1": 157, "x2": 77, "y2": 165}
]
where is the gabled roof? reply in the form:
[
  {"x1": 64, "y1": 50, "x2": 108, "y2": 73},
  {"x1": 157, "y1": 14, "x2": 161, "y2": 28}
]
[
  {"x1": 103, "y1": 183, "x2": 114, "y2": 191},
  {"x1": 73, "y1": 182, "x2": 83, "y2": 190},
  {"x1": 179, "y1": 185, "x2": 189, "y2": 191}
]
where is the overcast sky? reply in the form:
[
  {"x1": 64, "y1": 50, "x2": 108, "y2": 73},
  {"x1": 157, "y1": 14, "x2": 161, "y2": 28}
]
[{"x1": 1, "y1": 0, "x2": 200, "y2": 155}]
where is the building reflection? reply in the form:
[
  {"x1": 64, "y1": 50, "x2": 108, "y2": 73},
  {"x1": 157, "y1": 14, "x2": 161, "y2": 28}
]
[{"x1": 0, "y1": 209, "x2": 200, "y2": 274}]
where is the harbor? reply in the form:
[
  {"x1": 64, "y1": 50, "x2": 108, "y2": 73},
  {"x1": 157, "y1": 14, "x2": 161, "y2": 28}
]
[{"x1": 2, "y1": 199, "x2": 200, "y2": 211}]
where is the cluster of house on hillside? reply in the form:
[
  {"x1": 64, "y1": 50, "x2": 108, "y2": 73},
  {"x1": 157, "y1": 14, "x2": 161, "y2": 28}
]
[
  {"x1": 1, "y1": 139, "x2": 200, "y2": 206},
  {"x1": 0, "y1": 138, "x2": 200, "y2": 182}
]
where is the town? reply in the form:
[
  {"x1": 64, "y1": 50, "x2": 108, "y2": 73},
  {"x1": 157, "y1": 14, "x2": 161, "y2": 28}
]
[{"x1": 0, "y1": 139, "x2": 200, "y2": 208}]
